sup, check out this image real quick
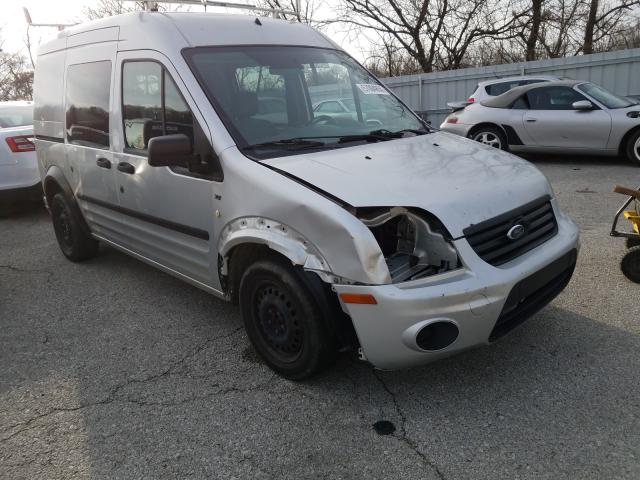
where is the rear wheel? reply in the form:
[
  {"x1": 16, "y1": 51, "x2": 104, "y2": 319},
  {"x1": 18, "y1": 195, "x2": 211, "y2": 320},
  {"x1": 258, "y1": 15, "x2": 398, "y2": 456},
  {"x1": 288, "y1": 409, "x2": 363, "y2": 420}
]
[
  {"x1": 50, "y1": 193, "x2": 99, "y2": 262},
  {"x1": 470, "y1": 126, "x2": 507, "y2": 151},
  {"x1": 621, "y1": 245, "x2": 640, "y2": 283},
  {"x1": 624, "y1": 129, "x2": 640, "y2": 166},
  {"x1": 239, "y1": 256, "x2": 337, "y2": 380}
]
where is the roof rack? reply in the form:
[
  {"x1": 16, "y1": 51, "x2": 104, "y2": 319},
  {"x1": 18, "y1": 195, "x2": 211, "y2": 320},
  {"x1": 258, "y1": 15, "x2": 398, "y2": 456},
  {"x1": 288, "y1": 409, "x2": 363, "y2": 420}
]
[
  {"x1": 132, "y1": 0, "x2": 301, "y2": 18},
  {"x1": 23, "y1": 7, "x2": 78, "y2": 30}
]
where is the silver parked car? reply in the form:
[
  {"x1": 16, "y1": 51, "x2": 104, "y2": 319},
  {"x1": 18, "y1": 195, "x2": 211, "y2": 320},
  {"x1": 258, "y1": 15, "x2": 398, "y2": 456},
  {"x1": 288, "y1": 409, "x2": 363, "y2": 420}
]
[
  {"x1": 447, "y1": 75, "x2": 560, "y2": 111},
  {"x1": 33, "y1": 11, "x2": 579, "y2": 379},
  {"x1": 441, "y1": 80, "x2": 640, "y2": 165}
]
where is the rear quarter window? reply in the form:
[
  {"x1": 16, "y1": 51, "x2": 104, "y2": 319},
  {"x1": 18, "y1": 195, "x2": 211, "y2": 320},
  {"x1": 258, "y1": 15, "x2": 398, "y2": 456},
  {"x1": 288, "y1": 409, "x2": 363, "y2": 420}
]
[
  {"x1": 485, "y1": 79, "x2": 548, "y2": 96},
  {"x1": 34, "y1": 52, "x2": 65, "y2": 126},
  {"x1": 65, "y1": 61, "x2": 112, "y2": 148},
  {"x1": 485, "y1": 81, "x2": 521, "y2": 96}
]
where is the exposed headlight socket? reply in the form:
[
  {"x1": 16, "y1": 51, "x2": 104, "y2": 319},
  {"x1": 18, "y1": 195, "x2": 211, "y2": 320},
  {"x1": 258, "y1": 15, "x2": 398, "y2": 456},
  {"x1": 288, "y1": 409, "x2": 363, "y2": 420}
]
[{"x1": 357, "y1": 207, "x2": 460, "y2": 283}]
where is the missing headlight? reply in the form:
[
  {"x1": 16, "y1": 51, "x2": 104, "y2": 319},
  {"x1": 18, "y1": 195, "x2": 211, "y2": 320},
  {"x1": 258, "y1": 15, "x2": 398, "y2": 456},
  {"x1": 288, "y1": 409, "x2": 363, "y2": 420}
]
[{"x1": 358, "y1": 207, "x2": 460, "y2": 283}]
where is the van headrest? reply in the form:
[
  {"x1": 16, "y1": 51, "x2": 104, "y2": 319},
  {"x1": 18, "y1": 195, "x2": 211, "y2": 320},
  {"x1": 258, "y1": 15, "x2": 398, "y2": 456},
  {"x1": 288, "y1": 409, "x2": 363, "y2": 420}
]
[{"x1": 235, "y1": 91, "x2": 258, "y2": 118}]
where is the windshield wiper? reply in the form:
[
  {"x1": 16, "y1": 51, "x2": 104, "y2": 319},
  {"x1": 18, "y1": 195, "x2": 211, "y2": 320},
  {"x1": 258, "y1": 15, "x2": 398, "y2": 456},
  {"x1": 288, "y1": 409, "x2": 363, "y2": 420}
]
[
  {"x1": 243, "y1": 128, "x2": 431, "y2": 152},
  {"x1": 241, "y1": 138, "x2": 327, "y2": 151},
  {"x1": 334, "y1": 128, "x2": 430, "y2": 144},
  {"x1": 372, "y1": 128, "x2": 431, "y2": 137}
]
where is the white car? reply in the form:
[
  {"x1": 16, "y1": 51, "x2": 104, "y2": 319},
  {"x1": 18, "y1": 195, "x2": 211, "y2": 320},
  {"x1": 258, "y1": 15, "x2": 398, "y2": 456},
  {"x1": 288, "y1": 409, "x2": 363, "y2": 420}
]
[
  {"x1": 0, "y1": 101, "x2": 41, "y2": 215},
  {"x1": 447, "y1": 75, "x2": 560, "y2": 111},
  {"x1": 440, "y1": 80, "x2": 640, "y2": 165}
]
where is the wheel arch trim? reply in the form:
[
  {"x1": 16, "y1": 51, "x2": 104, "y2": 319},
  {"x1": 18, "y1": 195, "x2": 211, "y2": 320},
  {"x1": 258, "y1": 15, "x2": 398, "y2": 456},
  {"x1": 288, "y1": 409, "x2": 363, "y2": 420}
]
[
  {"x1": 43, "y1": 165, "x2": 73, "y2": 204},
  {"x1": 43, "y1": 165, "x2": 92, "y2": 235},
  {"x1": 619, "y1": 125, "x2": 640, "y2": 157},
  {"x1": 218, "y1": 216, "x2": 336, "y2": 282},
  {"x1": 467, "y1": 122, "x2": 507, "y2": 140}
]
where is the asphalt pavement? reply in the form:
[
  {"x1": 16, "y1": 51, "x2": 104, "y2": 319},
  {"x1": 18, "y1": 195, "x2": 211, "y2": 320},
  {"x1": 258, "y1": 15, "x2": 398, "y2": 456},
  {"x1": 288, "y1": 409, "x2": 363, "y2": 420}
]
[{"x1": 1, "y1": 154, "x2": 639, "y2": 479}]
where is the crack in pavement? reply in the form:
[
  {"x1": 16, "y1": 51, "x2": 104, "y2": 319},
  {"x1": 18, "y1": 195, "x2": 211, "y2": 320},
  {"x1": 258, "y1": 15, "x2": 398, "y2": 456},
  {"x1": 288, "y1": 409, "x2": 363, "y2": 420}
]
[
  {"x1": 371, "y1": 370, "x2": 447, "y2": 480},
  {"x1": 0, "y1": 264, "x2": 54, "y2": 277},
  {"x1": 0, "y1": 326, "x2": 245, "y2": 443},
  {"x1": 0, "y1": 264, "x2": 55, "y2": 291},
  {"x1": 119, "y1": 373, "x2": 278, "y2": 407}
]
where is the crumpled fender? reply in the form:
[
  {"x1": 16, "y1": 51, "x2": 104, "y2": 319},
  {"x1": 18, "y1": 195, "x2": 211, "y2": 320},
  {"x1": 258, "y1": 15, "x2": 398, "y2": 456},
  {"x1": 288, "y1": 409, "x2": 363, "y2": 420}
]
[{"x1": 217, "y1": 216, "x2": 340, "y2": 281}]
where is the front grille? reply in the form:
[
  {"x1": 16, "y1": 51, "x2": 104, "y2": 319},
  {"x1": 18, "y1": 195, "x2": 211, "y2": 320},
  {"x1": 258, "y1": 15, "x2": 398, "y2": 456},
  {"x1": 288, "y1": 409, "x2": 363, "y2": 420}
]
[
  {"x1": 464, "y1": 195, "x2": 558, "y2": 266},
  {"x1": 489, "y1": 249, "x2": 577, "y2": 341}
]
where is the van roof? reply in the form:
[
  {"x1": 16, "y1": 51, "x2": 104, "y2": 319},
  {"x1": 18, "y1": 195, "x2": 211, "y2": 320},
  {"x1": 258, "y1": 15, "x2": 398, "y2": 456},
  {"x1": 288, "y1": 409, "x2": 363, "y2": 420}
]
[{"x1": 38, "y1": 12, "x2": 338, "y2": 56}]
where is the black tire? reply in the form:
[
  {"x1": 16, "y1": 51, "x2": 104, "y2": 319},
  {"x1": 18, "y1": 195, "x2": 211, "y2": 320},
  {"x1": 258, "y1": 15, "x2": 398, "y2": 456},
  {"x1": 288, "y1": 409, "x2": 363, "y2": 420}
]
[
  {"x1": 50, "y1": 193, "x2": 99, "y2": 262},
  {"x1": 626, "y1": 236, "x2": 640, "y2": 249},
  {"x1": 469, "y1": 126, "x2": 508, "y2": 151},
  {"x1": 621, "y1": 246, "x2": 640, "y2": 283},
  {"x1": 625, "y1": 129, "x2": 640, "y2": 166},
  {"x1": 239, "y1": 256, "x2": 337, "y2": 380}
]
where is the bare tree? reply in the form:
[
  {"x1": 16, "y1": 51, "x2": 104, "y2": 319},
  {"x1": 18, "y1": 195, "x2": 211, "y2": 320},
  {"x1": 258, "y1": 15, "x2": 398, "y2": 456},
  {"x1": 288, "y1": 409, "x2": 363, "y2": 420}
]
[
  {"x1": 83, "y1": 0, "x2": 147, "y2": 19},
  {"x1": 582, "y1": 0, "x2": 640, "y2": 53},
  {"x1": 365, "y1": 35, "x2": 421, "y2": 76},
  {"x1": 336, "y1": 0, "x2": 530, "y2": 72},
  {"x1": 257, "y1": 0, "x2": 322, "y2": 23},
  {"x1": 0, "y1": 43, "x2": 33, "y2": 101},
  {"x1": 24, "y1": 27, "x2": 36, "y2": 70},
  {"x1": 340, "y1": 0, "x2": 639, "y2": 75},
  {"x1": 525, "y1": 0, "x2": 544, "y2": 60}
]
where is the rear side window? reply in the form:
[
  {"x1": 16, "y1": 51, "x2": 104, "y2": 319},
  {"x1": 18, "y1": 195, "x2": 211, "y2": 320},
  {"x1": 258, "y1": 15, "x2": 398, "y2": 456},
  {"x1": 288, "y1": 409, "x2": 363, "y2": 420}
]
[
  {"x1": 122, "y1": 61, "x2": 193, "y2": 152},
  {"x1": 34, "y1": 52, "x2": 65, "y2": 126},
  {"x1": 66, "y1": 61, "x2": 112, "y2": 148},
  {"x1": 485, "y1": 79, "x2": 547, "y2": 96},
  {"x1": 485, "y1": 81, "x2": 522, "y2": 96}
]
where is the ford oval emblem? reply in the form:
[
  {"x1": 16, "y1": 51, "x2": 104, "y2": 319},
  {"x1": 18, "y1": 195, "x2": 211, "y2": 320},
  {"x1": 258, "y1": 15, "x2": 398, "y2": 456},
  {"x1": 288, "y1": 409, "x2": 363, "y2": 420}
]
[{"x1": 507, "y1": 224, "x2": 526, "y2": 240}]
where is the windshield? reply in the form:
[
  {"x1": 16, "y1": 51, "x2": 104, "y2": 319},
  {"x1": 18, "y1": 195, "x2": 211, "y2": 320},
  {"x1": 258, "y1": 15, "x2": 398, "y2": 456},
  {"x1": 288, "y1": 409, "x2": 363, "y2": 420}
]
[
  {"x1": 578, "y1": 83, "x2": 633, "y2": 109},
  {"x1": 184, "y1": 46, "x2": 425, "y2": 158},
  {"x1": 0, "y1": 106, "x2": 33, "y2": 128}
]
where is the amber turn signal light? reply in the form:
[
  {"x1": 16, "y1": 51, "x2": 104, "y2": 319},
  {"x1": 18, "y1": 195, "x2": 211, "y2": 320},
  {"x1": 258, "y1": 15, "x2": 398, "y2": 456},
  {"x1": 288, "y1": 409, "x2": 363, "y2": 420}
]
[{"x1": 339, "y1": 293, "x2": 378, "y2": 305}]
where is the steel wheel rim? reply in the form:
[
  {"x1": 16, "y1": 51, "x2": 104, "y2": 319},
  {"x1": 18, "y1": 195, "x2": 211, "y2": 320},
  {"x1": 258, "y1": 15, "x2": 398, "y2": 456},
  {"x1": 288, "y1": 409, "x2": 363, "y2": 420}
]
[
  {"x1": 253, "y1": 281, "x2": 303, "y2": 363},
  {"x1": 634, "y1": 136, "x2": 640, "y2": 161},
  {"x1": 474, "y1": 131, "x2": 502, "y2": 149},
  {"x1": 54, "y1": 206, "x2": 73, "y2": 247}
]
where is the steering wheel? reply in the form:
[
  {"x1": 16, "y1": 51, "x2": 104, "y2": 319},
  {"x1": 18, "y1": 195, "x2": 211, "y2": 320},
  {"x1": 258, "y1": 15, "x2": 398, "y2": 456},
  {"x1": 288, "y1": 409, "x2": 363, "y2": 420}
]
[{"x1": 310, "y1": 115, "x2": 337, "y2": 126}]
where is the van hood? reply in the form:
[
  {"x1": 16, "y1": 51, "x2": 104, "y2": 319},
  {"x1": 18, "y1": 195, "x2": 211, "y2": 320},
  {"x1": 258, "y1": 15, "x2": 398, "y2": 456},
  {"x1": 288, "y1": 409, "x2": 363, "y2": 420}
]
[{"x1": 262, "y1": 132, "x2": 552, "y2": 238}]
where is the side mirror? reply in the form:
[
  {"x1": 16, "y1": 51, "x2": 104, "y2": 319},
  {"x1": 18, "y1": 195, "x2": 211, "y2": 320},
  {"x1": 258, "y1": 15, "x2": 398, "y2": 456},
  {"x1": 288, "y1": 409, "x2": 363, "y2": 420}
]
[
  {"x1": 572, "y1": 100, "x2": 593, "y2": 111},
  {"x1": 147, "y1": 134, "x2": 192, "y2": 167}
]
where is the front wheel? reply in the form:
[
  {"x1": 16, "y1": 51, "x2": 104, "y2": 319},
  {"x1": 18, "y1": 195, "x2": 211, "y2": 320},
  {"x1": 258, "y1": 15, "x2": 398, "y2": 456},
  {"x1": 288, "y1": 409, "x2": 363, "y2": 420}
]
[
  {"x1": 624, "y1": 129, "x2": 640, "y2": 166},
  {"x1": 239, "y1": 256, "x2": 337, "y2": 380},
  {"x1": 470, "y1": 127, "x2": 507, "y2": 151}
]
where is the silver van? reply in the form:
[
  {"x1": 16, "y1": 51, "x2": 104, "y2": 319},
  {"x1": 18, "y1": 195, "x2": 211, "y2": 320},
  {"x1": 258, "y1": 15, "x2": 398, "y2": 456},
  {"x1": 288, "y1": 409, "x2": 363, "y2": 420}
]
[{"x1": 34, "y1": 12, "x2": 579, "y2": 379}]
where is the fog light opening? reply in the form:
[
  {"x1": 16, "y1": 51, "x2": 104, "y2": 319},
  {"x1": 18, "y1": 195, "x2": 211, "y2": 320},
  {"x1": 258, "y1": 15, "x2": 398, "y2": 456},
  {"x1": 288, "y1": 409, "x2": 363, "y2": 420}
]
[{"x1": 415, "y1": 321, "x2": 459, "y2": 351}]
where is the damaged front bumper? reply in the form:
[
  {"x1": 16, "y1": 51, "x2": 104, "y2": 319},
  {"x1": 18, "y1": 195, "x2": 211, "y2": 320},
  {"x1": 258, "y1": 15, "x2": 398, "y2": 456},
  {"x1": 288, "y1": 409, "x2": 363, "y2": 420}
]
[{"x1": 333, "y1": 210, "x2": 579, "y2": 370}]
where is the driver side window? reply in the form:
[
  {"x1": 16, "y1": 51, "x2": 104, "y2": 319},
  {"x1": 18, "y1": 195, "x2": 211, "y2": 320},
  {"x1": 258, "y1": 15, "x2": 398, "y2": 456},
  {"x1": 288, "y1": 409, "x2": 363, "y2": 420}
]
[
  {"x1": 526, "y1": 86, "x2": 586, "y2": 111},
  {"x1": 122, "y1": 61, "x2": 194, "y2": 152}
]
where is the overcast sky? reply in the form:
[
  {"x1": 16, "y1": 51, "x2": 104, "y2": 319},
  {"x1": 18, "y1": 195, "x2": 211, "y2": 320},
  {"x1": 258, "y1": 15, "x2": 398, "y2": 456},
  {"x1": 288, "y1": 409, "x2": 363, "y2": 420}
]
[{"x1": 1, "y1": 0, "x2": 372, "y2": 64}]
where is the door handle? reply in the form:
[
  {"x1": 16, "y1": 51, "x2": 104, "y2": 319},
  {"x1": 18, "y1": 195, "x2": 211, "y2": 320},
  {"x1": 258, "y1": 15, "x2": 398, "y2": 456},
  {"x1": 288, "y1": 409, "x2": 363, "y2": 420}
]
[
  {"x1": 117, "y1": 162, "x2": 135, "y2": 174},
  {"x1": 96, "y1": 157, "x2": 111, "y2": 169},
  {"x1": 526, "y1": 118, "x2": 537, "y2": 123}
]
